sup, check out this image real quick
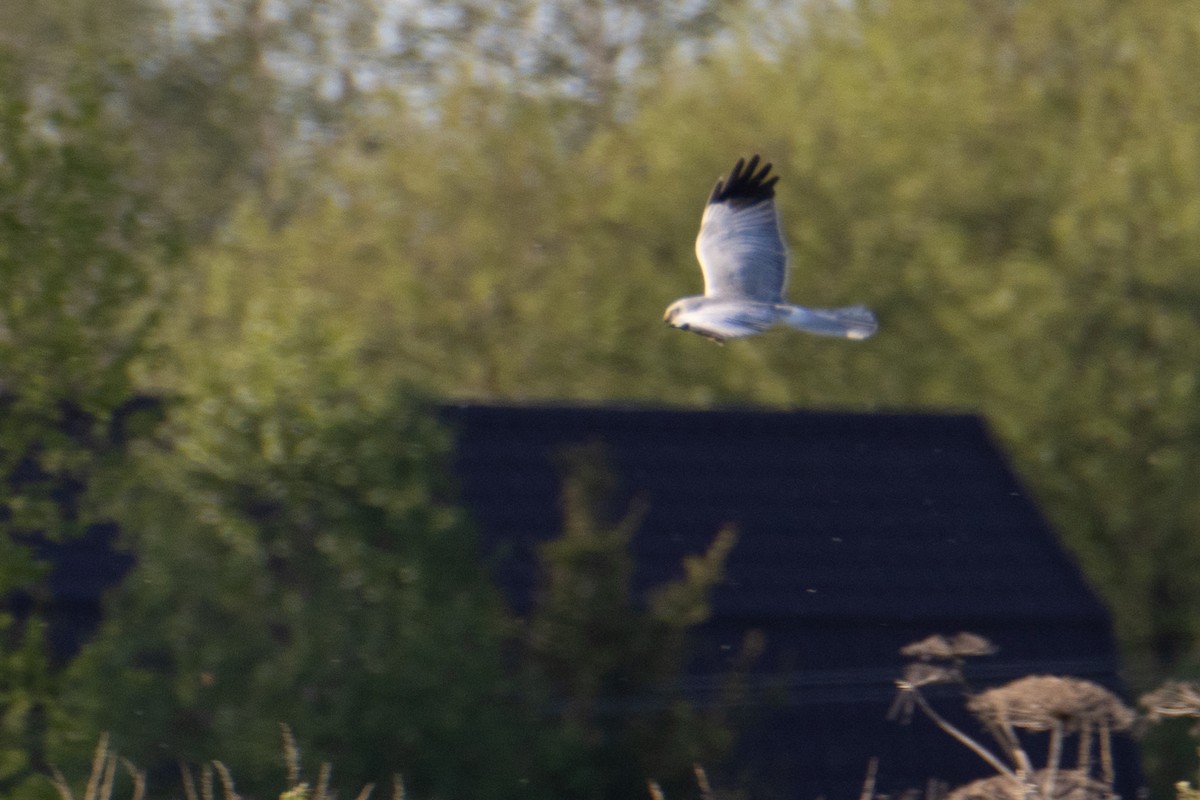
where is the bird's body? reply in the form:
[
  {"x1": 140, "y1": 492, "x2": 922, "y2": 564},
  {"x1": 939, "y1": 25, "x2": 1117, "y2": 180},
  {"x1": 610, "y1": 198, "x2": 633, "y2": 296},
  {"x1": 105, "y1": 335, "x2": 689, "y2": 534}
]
[{"x1": 663, "y1": 155, "x2": 878, "y2": 343}]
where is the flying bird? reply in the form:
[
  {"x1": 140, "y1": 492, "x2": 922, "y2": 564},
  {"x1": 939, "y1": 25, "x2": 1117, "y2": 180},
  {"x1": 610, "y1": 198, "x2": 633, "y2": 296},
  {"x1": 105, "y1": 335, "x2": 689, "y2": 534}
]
[{"x1": 663, "y1": 155, "x2": 878, "y2": 343}]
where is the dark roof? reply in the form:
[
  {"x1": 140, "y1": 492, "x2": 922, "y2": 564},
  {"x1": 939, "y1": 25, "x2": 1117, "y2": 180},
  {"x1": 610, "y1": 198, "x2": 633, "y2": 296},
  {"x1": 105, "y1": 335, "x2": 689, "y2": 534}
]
[
  {"x1": 443, "y1": 403, "x2": 1136, "y2": 799},
  {"x1": 445, "y1": 403, "x2": 1107, "y2": 623}
]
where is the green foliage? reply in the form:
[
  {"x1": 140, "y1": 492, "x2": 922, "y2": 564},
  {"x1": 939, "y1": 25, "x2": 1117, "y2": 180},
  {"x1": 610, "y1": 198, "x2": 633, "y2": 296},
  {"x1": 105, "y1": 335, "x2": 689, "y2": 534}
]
[
  {"x1": 53, "y1": 273, "x2": 527, "y2": 798},
  {"x1": 521, "y1": 445, "x2": 740, "y2": 798},
  {"x1": 0, "y1": 62, "x2": 172, "y2": 407},
  {"x1": 191, "y1": 0, "x2": 1200, "y2": 690},
  {"x1": 725, "y1": 0, "x2": 1200, "y2": 687},
  {"x1": 0, "y1": 52, "x2": 176, "y2": 796},
  {"x1": 54, "y1": 250, "x2": 744, "y2": 796}
]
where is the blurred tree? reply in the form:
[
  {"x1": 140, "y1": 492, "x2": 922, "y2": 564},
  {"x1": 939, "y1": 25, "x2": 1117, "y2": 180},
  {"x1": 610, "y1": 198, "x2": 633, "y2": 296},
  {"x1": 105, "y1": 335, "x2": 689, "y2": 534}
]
[
  {"x1": 521, "y1": 444, "x2": 741, "y2": 798},
  {"x1": 0, "y1": 54, "x2": 178, "y2": 796},
  {"x1": 0, "y1": 0, "x2": 369, "y2": 239},
  {"x1": 382, "y1": 0, "x2": 735, "y2": 130},
  {"x1": 55, "y1": 262, "x2": 746, "y2": 795},
  {"x1": 53, "y1": 257, "x2": 533, "y2": 798},
  {"x1": 191, "y1": 0, "x2": 1200, "y2": 703},
  {"x1": 736, "y1": 0, "x2": 1200, "y2": 693},
  {"x1": 0, "y1": 0, "x2": 162, "y2": 93}
]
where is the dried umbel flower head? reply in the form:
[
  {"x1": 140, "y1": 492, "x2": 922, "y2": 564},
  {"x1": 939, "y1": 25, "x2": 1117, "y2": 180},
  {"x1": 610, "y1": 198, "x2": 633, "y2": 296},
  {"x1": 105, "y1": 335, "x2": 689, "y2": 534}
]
[
  {"x1": 1069, "y1": 680, "x2": 1136, "y2": 731},
  {"x1": 947, "y1": 770, "x2": 1111, "y2": 800},
  {"x1": 901, "y1": 634, "x2": 957, "y2": 660},
  {"x1": 968, "y1": 676, "x2": 1134, "y2": 732},
  {"x1": 901, "y1": 632, "x2": 998, "y2": 661},
  {"x1": 949, "y1": 632, "x2": 1000, "y2": 658},
  {"x1": 1140, "y1": 681, "x2": 1200, "y2": 721},
  {"x1": 899, "y1": 662, "x2": 960, "y2": 689}
]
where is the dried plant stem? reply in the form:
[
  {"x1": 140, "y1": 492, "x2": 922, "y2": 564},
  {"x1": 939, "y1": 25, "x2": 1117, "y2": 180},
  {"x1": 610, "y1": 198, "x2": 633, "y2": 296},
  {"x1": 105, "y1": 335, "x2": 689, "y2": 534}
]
[
  {"x1": 694, "y1": 764, "x2": 713, "y2": 800},
  {"x1": 859, "y1": 756, "x2": 879, "y2": 800},
  {"x1": 314, "y1": 762, "x2": 332, "y2": 800},
  {"x1": 353, "y1": 784, "x2": 376, "y2": 800},
  {"x1": 84, "y1": 734, "x2": 110, "y2": 800},
  {"x1": 997, "y1": 718, "x2": 1036, "y2": 780},
  {"x1": 97, "y1": 753, "x2": 118, "y2": 800},
  {"x1": 1042, "y1": 722, "x2": 1063, "y2": 798},
  {"x1": 280, "y1": 723, "x2": 301, "y2": 787},
  {"x1": 51, "y1": 766, "x2": 75, "y2": 800},
  {"x1": 647, "y1": 779, "x2": 666, "y2": 800},
  {"x1": 179, "y1": 763, "x2": 199, "y2": 800},
  {"x1": 212, "y1": 761, "x2": 240, "y2": 800},
  {"x1": 908, "y1": 689, "x2": 1022, "y2": 782},
  {"x1": 1076, "y1": 724, "x2": 1093, "y2": 774},
  {"x1": 121, "y1": 759, "x2": 147, "y2": 800},
  {"x1": 977, "y1": 709, "x2": 1031, "y2": 778},
  {"x1": 1099, "y1": 724, "x2": 1114, "y2": 786}
]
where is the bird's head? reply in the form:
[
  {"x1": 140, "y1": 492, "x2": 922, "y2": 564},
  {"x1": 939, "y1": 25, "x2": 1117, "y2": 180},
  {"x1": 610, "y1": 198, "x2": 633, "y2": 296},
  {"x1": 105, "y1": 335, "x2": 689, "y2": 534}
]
[
  {"x1": 663, "y1": 297, "x2": 729, "y2": 343},
  {"x1": 663, "y1": 297, "x2": 704, "y2": 330}
]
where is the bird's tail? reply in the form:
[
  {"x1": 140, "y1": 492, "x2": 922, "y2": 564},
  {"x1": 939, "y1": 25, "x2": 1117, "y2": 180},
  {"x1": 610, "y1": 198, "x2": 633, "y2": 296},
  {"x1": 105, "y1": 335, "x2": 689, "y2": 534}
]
[{"x1": 780, "y1": 304, "x2": 878, "y2": 340}]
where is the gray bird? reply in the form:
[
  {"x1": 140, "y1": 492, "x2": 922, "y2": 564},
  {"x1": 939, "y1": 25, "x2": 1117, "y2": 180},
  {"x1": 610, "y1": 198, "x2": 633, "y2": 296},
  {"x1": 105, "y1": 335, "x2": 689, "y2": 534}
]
[{"x1": 663, "y1": 155, "x2": 878, "y2": 343}]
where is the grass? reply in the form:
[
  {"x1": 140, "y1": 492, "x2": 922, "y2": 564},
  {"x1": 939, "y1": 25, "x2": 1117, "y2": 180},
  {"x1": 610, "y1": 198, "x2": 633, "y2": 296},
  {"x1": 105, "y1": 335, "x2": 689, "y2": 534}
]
[
  {"x1": 45, "y1": 633, "x2": 1200, "y2": 800},
  {"x1": 49, "y1": 726, "x2": 403, "y2": 800},
  {"x1": 50, "y1": 734, "x2": 144, "y2": 800}
]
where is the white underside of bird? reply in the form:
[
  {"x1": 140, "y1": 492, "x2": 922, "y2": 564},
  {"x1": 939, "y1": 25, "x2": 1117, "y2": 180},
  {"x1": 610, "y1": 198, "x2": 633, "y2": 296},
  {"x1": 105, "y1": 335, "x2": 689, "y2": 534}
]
[
  {"x1": 666, "y1": 298, "x2": 878, "y2": 343},
  {"x1": 664, "y1": 155, "x2": 878, "y2": 344}
]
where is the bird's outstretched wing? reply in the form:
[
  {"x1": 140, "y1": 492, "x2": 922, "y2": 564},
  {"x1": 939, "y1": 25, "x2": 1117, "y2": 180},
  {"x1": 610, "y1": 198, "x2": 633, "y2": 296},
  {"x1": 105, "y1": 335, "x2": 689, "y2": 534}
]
[{"x1": 694, "y1": 155, "x2": 788, "y2": 302}]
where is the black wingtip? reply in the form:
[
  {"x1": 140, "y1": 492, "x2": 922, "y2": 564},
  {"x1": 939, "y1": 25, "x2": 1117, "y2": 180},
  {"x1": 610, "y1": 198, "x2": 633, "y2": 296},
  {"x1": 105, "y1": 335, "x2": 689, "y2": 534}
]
[{"x1": 708, "y1": 154, "x2": 778, "y2": 207}]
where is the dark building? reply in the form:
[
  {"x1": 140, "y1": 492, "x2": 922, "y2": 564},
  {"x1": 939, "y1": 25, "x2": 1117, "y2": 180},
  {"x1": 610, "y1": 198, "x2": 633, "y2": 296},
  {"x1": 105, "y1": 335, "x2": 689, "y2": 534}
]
[{"x1": 444, "y1": 403, "x2": 1139, "y2": 800}]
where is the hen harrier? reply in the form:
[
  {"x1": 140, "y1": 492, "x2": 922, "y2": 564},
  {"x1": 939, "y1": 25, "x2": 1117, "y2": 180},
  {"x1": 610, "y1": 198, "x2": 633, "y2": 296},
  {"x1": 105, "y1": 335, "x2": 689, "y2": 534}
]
[{"x1": 663, "y1": 155, "x2": 878, "y2": 343}]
